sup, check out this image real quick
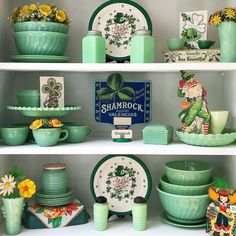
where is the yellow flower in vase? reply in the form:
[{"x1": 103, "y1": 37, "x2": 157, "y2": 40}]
[
  {"x1": 49, "y1": 119, "x2": 63, "y2": 128},
  {"x1": 212, "y1": 14, "x2": 222, "y2": 26},
  {"x1": 29, "y1": 4, "x2": 37, "y2": 11},
  {"x1": 18, "y1": 179, "x2": 36, "y2": 198},
  {"x1": 225, "y1": 8, "x2": 236, "y2": 19},
  {"x1": 39, "y1": 5, "x2": 52, "y2": 17},
  {"x1": 20, "y1": 5, "x2": 30, "y2": 16},
  {"x1": 0, "y1": 175, "x2": 16, "y2": 197},
  {"x1": 30, "y1": 119, "x2": 44, "y2": 129},
  {"x1": 56, "y1": 10, "x2": 66, "y2": 22}
]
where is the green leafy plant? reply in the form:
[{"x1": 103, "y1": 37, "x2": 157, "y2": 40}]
[{"x1": 97, "y1": 73, "x2": 135, "y2": 103}]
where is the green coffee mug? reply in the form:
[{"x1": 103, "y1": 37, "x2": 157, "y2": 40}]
[
  {"x1": 32, "y1": 128, "x2": 68, "y2": 147},
  {"x1": 16, "y1": 90, "x2": 40, "y2": 107},
  {"x1": 0, "y1": 126, "x2": 29, "y2": 146},
  {"x1": 62, "y1": 124, "x2": 92, "y2": 143}
]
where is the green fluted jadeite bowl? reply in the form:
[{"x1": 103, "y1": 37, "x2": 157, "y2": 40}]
[
  {"x1": 160, "y1": 175, "x2": 214, "y2": 195},
  {"x1": 14, "y1": 31, "x2": 68, "y2": 56},
  {"x1": 157, "y1": 184, "x2": 210, "y2": 220},
  {"x1": 13, "y1": 22, "x2": 69, "y2": 34},
  {"x1": 164, "y1": 160, "x2": 212, "y2": 186}
]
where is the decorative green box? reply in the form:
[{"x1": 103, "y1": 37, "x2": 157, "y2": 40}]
[{"x1": 143, "y1": 124, "x2": 173, "y2": 145}]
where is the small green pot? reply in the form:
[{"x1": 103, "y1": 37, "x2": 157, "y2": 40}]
[{"x1": 16, "y1": 90, "x2": 40, "y2": 107}]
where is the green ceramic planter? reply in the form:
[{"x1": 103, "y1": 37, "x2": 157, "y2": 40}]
[
  {"x1": 13, "y1": 22, "x2": 69, "y2": 34},
  {"x1": 157, "y1": 184, "x2": 209, "y2": 220},
  {"x1": 164, "y1": 160, "x2": 212, "y2": 186},
  {"x1": 14, "y1": 31, "x2": 68, "y2": 55},
  {"x1": 160, "y1": 175, "x2": 214, "y2": 195}
]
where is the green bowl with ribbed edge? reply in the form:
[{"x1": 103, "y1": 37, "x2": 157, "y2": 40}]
[
  {"x1": 14, "y1": 31, "x2": 68, "y2": 56},
  {"x1": 165, "y1": 160, "x2": 212, "y2": 186},
  {"x1": 160, "y1": 175, "x2": 214, "y2": 195},
  {"x1": 13, "y1": 22, "x2": 69, "y2": 34},
  {"x1": 157, "y1": 184, "x2": 210, "y2": 220}
]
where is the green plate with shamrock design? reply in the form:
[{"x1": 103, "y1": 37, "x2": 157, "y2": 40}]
[
  {"x1": 89, "y1": 0, "x2": 152, "y2": 61},
  {"x1": 90, "y1": 155, "x2": 152, "y2": 216}
]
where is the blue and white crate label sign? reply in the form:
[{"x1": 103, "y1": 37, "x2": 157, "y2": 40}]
[{"x1": 95, "y1": 73, "x2": 151, "y2": 128}]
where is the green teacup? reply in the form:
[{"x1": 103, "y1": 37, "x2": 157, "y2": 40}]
[
  {"x1": 32, "y1": 128, "x2": 68, "y2": 147},
  {"x1": 62, "y1": 124, "x2": 92, "y2": 143},
  {"x1": 210, "y1": 111, "x2": 229, "y2": 134},
  {"x1": 167, "y1": 38, "x2": 185, "y2": 51},
  {"x1": 0, "y1": 126, "x2": 29, "y2": 146},
  {"x1": 16, "y1": 90, "x2": 40, "y2": 107}
]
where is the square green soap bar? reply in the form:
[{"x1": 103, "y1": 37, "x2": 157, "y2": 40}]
[{"x1": 143, "y1": 124, "x2": 173, "y2": 145}]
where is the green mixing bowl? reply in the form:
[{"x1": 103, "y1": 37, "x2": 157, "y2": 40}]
[
  {"x1": 160, "y1": 175, "x2": 214, "y2": 195},
  {"x1": 167, "y1": 38, "x2": 185, "y2": 51},
  {"x1": 165, "y1": 160, "x2": 212, "y2": 186},
  {"x1": 157, "y1": 184, "x2": 210, "y2": 220},
  {"x1": 14, "y1": 31, "x2": 68, "y2": 55}
]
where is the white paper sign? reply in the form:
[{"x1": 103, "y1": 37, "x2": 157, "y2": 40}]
[
  {"x1": 180, "y1": 10, "x2": 208, "y2": 49},
  {"x1": 40, "y1": 76, "x2": 64, "y2": 108}
]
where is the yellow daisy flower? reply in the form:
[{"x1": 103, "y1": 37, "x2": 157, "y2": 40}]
[
  {"x1": 49, "y1": 119, "x2": 63, "y2": 128},
  {"x1": 29, "y1": 4, "x2": 37, "y2": 11},
  {"x1": 225, "y1": 8, "x2": 236, "y2": 19},
  {"x1": 20, "y1": 5, "x2": 30, "y2": 16},
  {"x1": 212, "y1": 14, "x2": 222, "y2": 26},
  {"x1": 39, "y1": 5, "x2": 52, "y2": 17},
  {"x1": 56, "y1": 10, "x2": 66, "y2": 22},
  {"x1": 18, "y1": 179, "x2": 36, "y2": 198},
  {"x1": 30, "y1": 119, "x2": 44, "y2": 130},
  {"x1": 0, "y1": 175, "x2": 16, "y2": 197}
]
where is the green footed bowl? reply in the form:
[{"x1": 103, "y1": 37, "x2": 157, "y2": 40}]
[
  {"x1": 157, "y1": 184, "x2": 210, "y2": 220},
  {"x1": 14, "y1": 31, "x2": 68, "y2": 56},
  {"x1": 13, "y1": 22, "x2": 69, "y2": 34}
]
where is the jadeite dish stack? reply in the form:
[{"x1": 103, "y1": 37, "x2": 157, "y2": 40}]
[{"x1": 157, "y1": 160, "x2": 213, "y2": 224}]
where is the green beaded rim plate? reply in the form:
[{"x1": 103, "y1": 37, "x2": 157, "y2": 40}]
[
  {"x1": 36, "y1": 188, "x2": 74, "y2": 199},
  {"x1": 10, "y1": 55, "x2": 71, "y2": 63},
  {"x1": 35, "y1": 194, "x2": 75, "y2": 206},
  {"x1": 7, "y1": 105, "x2": 81, "y2": 117},
  {"x1": 176, "y1": 129, "x2": 236, "y2": 147},
  {"x1": 89, "y1": 0, "x2": 152, "y2": 61},
  {"x1": 90, "y1": 154, "x2": 152, "y2": 216}
]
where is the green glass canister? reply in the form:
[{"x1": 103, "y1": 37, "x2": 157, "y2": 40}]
[
  {"x1": 132, "y1": 196, "x2": 147, "y2": 231},
  {"x1": 93, "y1": 196, "x2": 109, "y2": 231},
  {"x1": 42, "y1": 163, "x2": 68, "y2": 195},
  {"x1": 130, "y1": 29, "x2": 155, "y2": 63},
  {"x1": 82, "y1": 30, "x2": 106, "y2": 63}
]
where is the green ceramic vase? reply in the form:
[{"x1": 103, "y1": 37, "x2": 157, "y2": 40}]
[
  {"x1": 1, "y1": 197, "x2": 24, "y2": 235},
  {"x1": 218, "y1": 22, "x2": 236, "y2": 62}
]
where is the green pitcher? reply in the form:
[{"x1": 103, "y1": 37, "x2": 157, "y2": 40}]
[{"x1": 1, "y1": 197, "x2": 24, "y2": 235}]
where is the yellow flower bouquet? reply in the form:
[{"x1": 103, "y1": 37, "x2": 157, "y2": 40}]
[
  {"x1": 209, "y1": 7, "x2": 236, "y2": 26},
  {"x1": 0, "y1": 166, "x2": 36, "y2": 199},
  {"x1": 9, "y1": 3, "x2": 70, "y2": 25},
  {"x1": 30, "y1": 119, "x2": 63, "y2": 130}
]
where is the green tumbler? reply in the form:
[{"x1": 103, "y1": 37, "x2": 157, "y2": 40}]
[
  {"x1": 93, "y1": 196, "x2": 109, "y2": 231},
  {"x1": 132, "y1": 196, "x2": 147, "y2": 231},
  {"x1": 82, "y1": 30, "x2": 106, "y2": 63}
]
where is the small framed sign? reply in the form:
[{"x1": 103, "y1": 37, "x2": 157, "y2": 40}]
[
  {"x1": 40, "y1": 76, "x2": 64, "y2": 108},
  {"x1": 95, "y1": 73, "x2": 151, "y2": 129}
]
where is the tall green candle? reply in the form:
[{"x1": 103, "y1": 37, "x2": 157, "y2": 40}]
[
  {"x1": 130, "y1": 29, "x2": 155, "y2": 63},
  {"x1": 82, "y1": 30, "x2": 106, "y2": 63},
  {"x1": 93, "y1": 196, "x2": 109, "y2": 231}
]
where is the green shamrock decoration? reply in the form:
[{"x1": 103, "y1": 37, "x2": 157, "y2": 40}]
[{"x1": 97, "y1": 73, "x2": 135, "y2": 103}]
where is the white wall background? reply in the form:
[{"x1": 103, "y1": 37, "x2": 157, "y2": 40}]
[{"x1": 0, "y1": 0, "x2": 235, "y2": 220}]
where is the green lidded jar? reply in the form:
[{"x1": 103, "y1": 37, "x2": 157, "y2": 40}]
[
  {"x1": 132, "y1": 196, "x2": 147, "y2": 231},
  {"x1": 42, "y1": 163, "x2": 68, "y2": 195},
  {"x1": 82, "y1": 30, "x2": 106, "y2": 63},
  {"x1": 130, "y1": 29, "x2": 155, "y2": 63},
  {"x1": 93, "y1": 196, "x2": 109, "y2": 231}
]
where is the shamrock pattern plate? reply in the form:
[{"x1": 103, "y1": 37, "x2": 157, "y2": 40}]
[
  {"x1": 89, "y1": 0, "x2": 152, "y2": 61},
  {"x1": 90, "y1": 155, "x2": 152, "y2": 215}
]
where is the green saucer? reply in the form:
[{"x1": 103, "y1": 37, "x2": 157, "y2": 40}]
[
  {"x1": 36, "y1": 188, "x2": 74, "y2": 199},
  {"x1": 10, "y1": 55, "x2": 70, "y2": 63},
  {"x1": 35, "y1": 194, "x2": 74, "y2": 206}
]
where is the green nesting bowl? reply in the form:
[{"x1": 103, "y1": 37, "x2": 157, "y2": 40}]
[
  {"x1": 167, "y1": 38, "x2": 185, "y2": 51},
  {"x1": 13, "y1": 22, "x2": 69, "y2": 34},
  {"x1": 160, "y1": 175, "x2": 214, "y2": 195},
  {"x1": 165, "y1": 160, "x2": 212, "y2": 186},
  {"x1": 198, "y1": 40, "x2": 215, "y2": 49},
  {"x1": 14, "y1": 31, "x2": 68, "y2": 56},
  {"x1": 157, "y1": 184, "x2": 210, "y2": 220}
]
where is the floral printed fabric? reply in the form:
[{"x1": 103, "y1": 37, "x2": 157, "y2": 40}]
[{"x1": 28, "y1": 199, "x2": 84, "y2": 228}]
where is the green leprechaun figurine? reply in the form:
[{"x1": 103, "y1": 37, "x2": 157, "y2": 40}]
[{"x1": 177, "y1": 70, "x2": 211, "y2": 134}]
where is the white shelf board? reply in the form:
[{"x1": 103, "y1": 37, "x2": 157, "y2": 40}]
[
  {"x1": 0, "y1": 211, "x2": 206, "y2": 236},
  {"x1": 0, "y1": 62, "x2": 236, "y2": 72},
  {"x1": 0, "y1": 137, "x2": 235, "y2": 155}
]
